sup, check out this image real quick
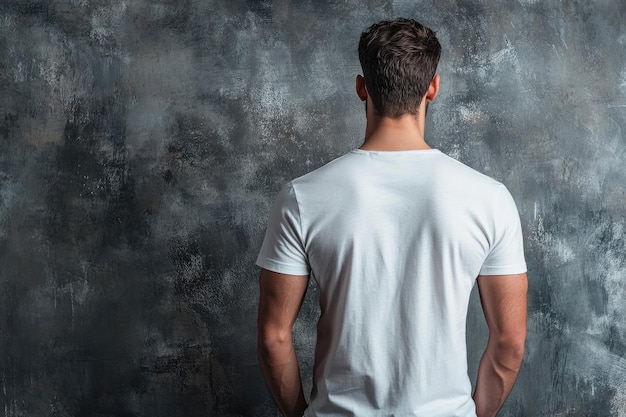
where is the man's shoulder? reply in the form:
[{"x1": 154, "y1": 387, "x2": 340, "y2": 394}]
[
  {"x1": 416, "y1": 151, "x2": 507, "y2": 198},
  {"x1": 291, "y1": 151, "x2": 359, "y2": 185}
]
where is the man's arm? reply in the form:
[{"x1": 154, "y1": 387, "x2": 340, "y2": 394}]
[
  {"x1": 257, "y1": 268, "x2": 309, "y2": 417},
  {"x1": 473, "y1": 273, "x2": 528, "y2": 417}
]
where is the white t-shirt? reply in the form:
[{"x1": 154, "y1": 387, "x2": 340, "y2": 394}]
[{"x1": 257, "y1": 149, "x2": 527, "y2": 417}]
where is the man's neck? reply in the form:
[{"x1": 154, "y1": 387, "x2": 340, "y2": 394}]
[{"x1": 359, "y1": 112, "x2": 430, "y2": 151}]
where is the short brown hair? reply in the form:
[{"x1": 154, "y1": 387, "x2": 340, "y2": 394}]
[{"x1": 358, "y1": 18, "x2": 441, "y2": 118}]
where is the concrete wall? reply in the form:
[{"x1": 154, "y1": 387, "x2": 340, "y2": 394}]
[{"x1": 1, "y1": 0, "x2": 625, "y2": 415}]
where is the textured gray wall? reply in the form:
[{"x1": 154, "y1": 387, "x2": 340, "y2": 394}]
[{"x1": 1, "y1": 0, "x2": 625, "y2": 416}]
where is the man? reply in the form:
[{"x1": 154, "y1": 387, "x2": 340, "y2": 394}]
[{"x1": 256, "y1": 17, "x2": 527, "y2": 417}]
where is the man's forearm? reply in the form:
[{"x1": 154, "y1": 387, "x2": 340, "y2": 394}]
[
  {"x1": 473, "y1": 339, "x2": 524, "y2": 417},
  {"x1": 258, "y1": 337, "x2": 307, "y2": 417}
]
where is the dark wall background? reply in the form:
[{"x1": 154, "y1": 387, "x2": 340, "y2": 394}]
[{"x1": 1, "y1": 0, "x2": 625, "y2": 416}]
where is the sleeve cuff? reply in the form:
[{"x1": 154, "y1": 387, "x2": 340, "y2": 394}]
[
  {"x1": 479, "y1": 262, "x2": 527, "y2": 276},
  {"x1": 256, "y1": 257, "x2": 310, "y2": 276}
]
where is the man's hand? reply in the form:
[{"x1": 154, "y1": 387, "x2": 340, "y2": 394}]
[
  {"x1": 473, "y1": 273, "x2": 528, "y2": 417},
  {"x1": 257, "y1": 268, "x2": 310, "y2": 417}
]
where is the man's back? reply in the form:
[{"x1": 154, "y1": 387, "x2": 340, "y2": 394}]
[
  {"x1": 256, "y1": 18, "x2": 527, "y2": 417},
  {"x1": 258, "y1": 149, "x2": 526, "y2": 416}
]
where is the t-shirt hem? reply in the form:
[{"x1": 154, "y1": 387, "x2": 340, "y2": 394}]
[{"x1": 256, "y1": 257, "x2": 310, "y2": 276}]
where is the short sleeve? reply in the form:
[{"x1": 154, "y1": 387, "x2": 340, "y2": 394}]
[
  {"x1": 479, "y1": 186, "x2": 527, "y2": 276},
  {"x1": 256, "y1": 182, "x2": 310, "y2": 276}
]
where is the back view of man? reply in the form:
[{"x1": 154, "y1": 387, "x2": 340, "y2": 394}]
[{"x1": 256, "y1": 18, "x2": 528, "y2": 417}]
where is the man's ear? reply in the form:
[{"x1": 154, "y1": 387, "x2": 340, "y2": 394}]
[
  {"x1": 425, "y1": 74, "x2": 440, "y2": 102},
  {"x1": 356, "y1": 75, "x2": 368, "y2": 102}
]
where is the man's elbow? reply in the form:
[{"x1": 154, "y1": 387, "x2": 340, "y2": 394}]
[
  {"x1": 489, "y1": 334, "x2": 526, "y2": 369},
  {"x1": 258, "y1": 327, "x2": 293, "y2": 360},
  {"x1": 503, "y1": 338, "x2": 525, "y2": 364}
]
